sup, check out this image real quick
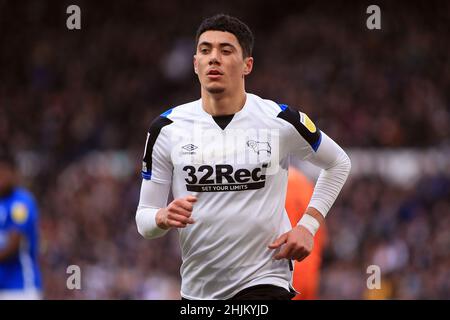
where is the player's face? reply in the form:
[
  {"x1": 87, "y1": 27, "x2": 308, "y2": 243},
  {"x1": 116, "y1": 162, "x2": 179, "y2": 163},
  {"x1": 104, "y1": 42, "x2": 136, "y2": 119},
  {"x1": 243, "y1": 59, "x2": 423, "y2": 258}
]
[{"x1": 194, "y1": 31, "x2": 253, "y2": 95}]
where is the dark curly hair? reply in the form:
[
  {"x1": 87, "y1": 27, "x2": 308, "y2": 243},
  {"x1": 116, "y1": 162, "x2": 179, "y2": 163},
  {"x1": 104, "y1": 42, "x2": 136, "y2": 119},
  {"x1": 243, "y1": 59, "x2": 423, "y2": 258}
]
[{"x1": 196, "y1": 14, "x2": 254, "y2": 58}]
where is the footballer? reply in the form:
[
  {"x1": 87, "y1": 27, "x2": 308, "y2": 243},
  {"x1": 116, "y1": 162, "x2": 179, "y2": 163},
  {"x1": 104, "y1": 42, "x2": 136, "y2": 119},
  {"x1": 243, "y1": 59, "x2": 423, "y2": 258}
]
[{"x1": 135, "y1": 14, "x2": 351, "y2": 300}]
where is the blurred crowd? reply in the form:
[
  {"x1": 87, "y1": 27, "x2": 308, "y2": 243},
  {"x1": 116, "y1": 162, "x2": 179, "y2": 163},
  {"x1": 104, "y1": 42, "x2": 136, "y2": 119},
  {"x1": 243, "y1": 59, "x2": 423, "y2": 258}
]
[
  {"x1": 0, "y1": 0, "x2": 448, "y2": 299},
  {"x1": 321, "y1": 173, "x2": 450, "y2": 299}
]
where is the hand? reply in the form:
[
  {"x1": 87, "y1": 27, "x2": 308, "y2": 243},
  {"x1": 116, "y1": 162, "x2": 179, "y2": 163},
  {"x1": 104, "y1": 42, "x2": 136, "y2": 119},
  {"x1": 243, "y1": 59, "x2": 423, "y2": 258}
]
[
  {"x1": 156, "y1": 195, "x2": 197, "y2": 229},
  {"x1": 268, "y1": 226, "x2": 314, "y2": 262}
]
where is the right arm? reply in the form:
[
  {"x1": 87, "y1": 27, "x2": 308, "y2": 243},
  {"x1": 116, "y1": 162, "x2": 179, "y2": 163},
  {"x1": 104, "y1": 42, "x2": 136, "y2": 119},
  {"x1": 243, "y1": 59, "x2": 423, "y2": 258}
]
[
  {"x1": 135, "y1": 114, "x2": 196, "y2": 239},
  {"x1": 135, "y1": 179, "x2": 197, "y2": 239}
]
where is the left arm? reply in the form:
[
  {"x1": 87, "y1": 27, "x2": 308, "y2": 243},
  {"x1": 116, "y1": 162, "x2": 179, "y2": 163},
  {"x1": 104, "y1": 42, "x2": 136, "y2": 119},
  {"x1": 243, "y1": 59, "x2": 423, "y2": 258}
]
[{"x1": 269, "y1": 132, "x2": 351, "y2": 261}]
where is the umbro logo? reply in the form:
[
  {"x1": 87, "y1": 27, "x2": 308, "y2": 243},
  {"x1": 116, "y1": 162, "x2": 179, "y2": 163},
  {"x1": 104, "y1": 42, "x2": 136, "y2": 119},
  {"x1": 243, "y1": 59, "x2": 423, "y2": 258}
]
[
  {"x1": 182, "y1": 144, "x2": 198, "y2": 154},
  {"x1": 182, "y1": 144, "x2": 198, "y2": 152}
]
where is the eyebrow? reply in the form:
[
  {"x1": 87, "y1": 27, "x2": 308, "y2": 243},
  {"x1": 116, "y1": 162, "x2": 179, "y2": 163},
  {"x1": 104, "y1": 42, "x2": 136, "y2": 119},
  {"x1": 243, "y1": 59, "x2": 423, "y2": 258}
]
[{"x1": 198, "y1": 41, "x2": 236, "y2": 49}]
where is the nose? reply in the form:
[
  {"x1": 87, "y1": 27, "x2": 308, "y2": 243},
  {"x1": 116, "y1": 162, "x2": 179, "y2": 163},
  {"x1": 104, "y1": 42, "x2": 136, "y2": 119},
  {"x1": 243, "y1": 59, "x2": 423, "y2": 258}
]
[
  {"x1": 208, "y1": 49, "x2": 221, "y2": 65},
  {"x1": 209, "y1": 58, "x2": 219, "y2": 65}
]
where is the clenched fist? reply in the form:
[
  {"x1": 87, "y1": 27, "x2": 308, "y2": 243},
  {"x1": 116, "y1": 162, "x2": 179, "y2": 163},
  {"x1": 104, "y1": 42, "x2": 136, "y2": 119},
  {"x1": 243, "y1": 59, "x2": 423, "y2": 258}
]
[{"x1": 156, "y1": 195, "x2": 197, "y2": 229}]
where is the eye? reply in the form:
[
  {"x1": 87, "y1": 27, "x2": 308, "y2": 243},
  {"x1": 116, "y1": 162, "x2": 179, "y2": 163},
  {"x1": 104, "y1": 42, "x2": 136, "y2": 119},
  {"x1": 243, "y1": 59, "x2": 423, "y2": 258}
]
[
  {"x1": 200, "y1": 48, "x2": 209, "y2": 54},
  {"x1": 222, "y1": 49, "x2": 232, "y2": 55}
]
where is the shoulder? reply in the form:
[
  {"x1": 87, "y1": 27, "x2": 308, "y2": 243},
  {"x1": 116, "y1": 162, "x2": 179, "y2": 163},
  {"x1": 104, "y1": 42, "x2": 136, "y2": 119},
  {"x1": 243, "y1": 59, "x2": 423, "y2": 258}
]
[
  {"x1": 275, "y1": 103, "x2": 322, "y2": 152},
  {"x1": 246, "y1": 94, "x2": 317, "y2": 129},
  {"x1": 148, "y1": 99, "x2": 200, "y2": 132},
  {"x1": 142, "y1": 100, "x2": 200, "y2": 164},
  {"x1": 246, "y1": 93, "x2": 286, "y2": 118}
]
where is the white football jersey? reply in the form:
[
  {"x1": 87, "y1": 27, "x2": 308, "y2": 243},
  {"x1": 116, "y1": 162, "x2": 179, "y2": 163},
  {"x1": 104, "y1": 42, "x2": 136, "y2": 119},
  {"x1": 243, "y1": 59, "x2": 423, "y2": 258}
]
[{"x1": 141, "y1": 93, "x2": 325, "y2": 299}]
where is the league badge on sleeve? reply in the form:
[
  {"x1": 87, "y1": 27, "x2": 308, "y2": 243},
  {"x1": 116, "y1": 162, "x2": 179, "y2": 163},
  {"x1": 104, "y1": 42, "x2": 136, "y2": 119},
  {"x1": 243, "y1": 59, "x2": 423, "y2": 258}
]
[
  {"x1": 11, "y1": 202, "x2": 28, "y2": 224},
  {"x1": 300, "y1": 112, "x2": 317, "y2": 133}
]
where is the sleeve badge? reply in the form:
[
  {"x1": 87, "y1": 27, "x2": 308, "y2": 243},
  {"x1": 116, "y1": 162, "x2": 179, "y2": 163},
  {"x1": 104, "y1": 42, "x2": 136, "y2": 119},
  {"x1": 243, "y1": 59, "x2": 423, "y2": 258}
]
[
  {"x1": 11, "y1": 202, "x2": 28, "y2": 224},
  {"x1": 300, "y1": 112, "x2": 317, "y2": 133}
]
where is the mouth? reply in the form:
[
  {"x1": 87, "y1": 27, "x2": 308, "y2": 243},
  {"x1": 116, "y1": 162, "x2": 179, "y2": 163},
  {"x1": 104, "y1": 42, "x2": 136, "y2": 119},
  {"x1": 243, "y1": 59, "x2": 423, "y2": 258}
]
[{"x1": 206, "y1": 69, "x2": 223, "y2": 79}]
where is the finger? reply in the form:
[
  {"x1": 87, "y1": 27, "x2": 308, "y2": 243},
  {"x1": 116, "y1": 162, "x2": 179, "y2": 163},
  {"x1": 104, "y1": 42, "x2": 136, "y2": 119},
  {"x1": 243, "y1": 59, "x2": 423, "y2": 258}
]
[
  {"x1": 273, "y1": 244, "x2": 295, "y2": 260},
  {"x1": 185, "y1": 195, "x2": 197, "y2": 203},
  {"x1": 268, "y1": 233, "x2": 288, "y2": 249},
  {"x1": 168, "y1": 213, "x2": 195, "y2": 225},
  {"x1": 168, "y1": 209, "x2": 195, "y2": 223},
  {"x1": 167, "y1": 219, "x2": 187, "y2": 228},
  {"x1": 169, "y1": 206, "x2": 193, "y2": 218},
  {"x1": 176, "y1": 200, "x2": 194, "y2": 212}
]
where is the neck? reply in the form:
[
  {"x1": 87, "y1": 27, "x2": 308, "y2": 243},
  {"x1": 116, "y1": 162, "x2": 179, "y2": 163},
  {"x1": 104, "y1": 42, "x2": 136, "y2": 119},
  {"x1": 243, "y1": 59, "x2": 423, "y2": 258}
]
[{"x1": 201, "y1": 89, "x2": 247, "y2": 116}]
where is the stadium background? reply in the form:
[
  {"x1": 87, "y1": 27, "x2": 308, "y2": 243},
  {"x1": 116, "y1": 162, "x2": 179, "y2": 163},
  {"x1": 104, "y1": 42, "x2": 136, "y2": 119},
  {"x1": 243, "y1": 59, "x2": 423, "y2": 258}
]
[{"x1": 0, "y1": 0, "x2": 448, "y2": 299}]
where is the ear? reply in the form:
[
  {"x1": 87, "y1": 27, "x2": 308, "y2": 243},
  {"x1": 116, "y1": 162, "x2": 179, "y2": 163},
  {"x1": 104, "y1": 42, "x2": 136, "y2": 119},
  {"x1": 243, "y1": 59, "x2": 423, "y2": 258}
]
[
  {"x1": 243, "y1": 57, "x2": 253, "y2": 76},
  {"x1": 193, "y1": 55, "x2": 198, "y2": 74}
]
